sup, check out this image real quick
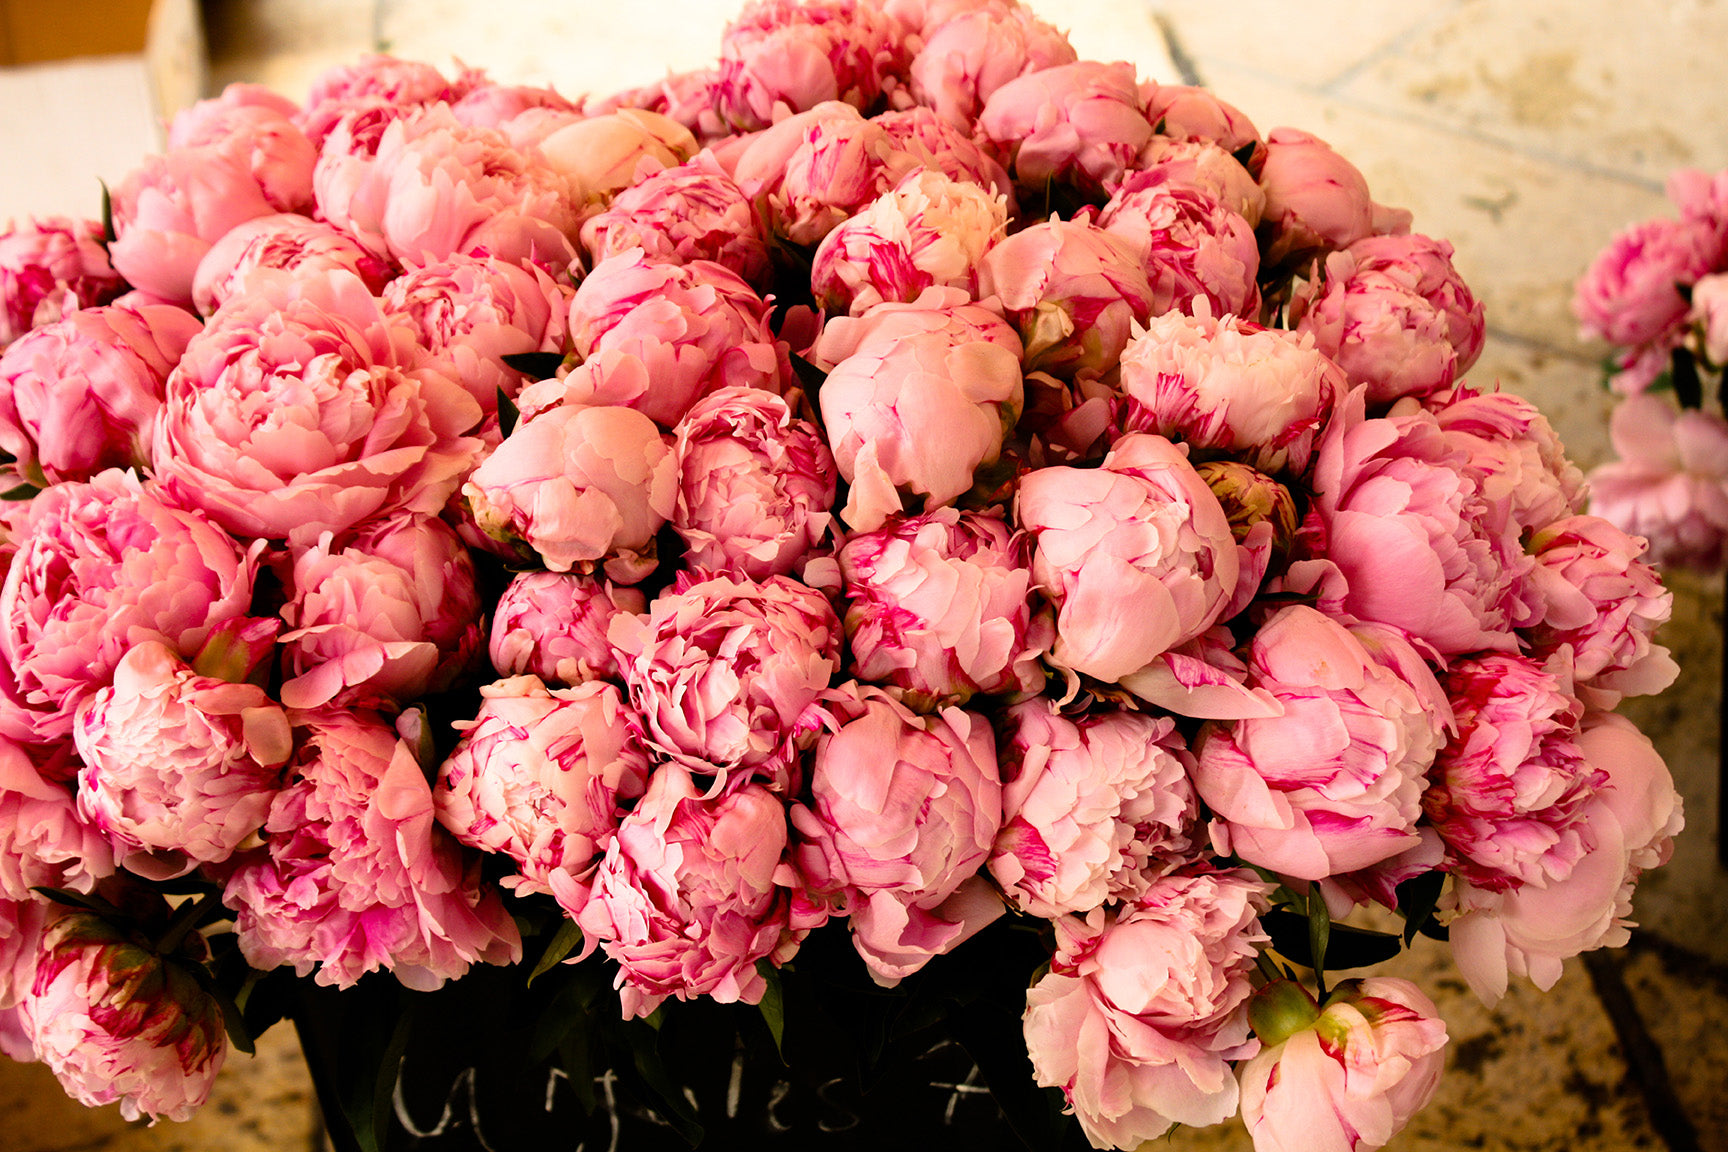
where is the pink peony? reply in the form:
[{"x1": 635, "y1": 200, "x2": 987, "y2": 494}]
[
  {"x1": 223, "y1": 707, "x2": 522, "y2": 991},
  {"x1": 807, "y1": 284, "x2": 1018, "y2": 369},
  {"x1": 1239, "y1": 978, "x2": 1447, "y2": 1152},
  {"x1": 0, "y1": 217, "x2": 124, "y2": 347},
  {"x1": 533, "y1": 108, "x2": 698, "y2": 208},
  {"x1": 1573, "y1": 213, "x2": 1725, "y2": 352},
  {"x1": 977, "y1": 60, "x2": 1154, "y2": 201},
  {"x1": 1587, "y1": 392, "x2": 1728, "y2": 570},
  {"x1": 583, "y1": 69, "x2": 731, "y2": 146},
  {"x1": 1689, "y1": 271, "x2": 1728, "y2": 365},
  {"x1": 976, "y1": 216, "x2": 1155, "y2": 382},
  {"x1": 435, "y1": 676, "x2": 651, "y2": 899},
  {"x1": 489, "y1": 570, "x2": 646, "y2": 686},
  {"x1": 1017, "y1": 433, "x2": 1239, "y2": 688},
  {"x1": 1022, "y1": 868, "x2": 1271, "y2": 1149},
  {"x1": 463, "y1": 403, "x2": 676, "y2": 581},
  {"x1": 0, "y1": 736, "x2": 113, "y2": 899},
  {"x1": 1257, "y1": 127, "x2": 1381, "y2": 272},
  {"x1": 1192, "y1": 604, "x2": 1449, "y2": 881},
  {"x1": 838, "y1": 506, "x2": 1049, "y2": 708},
  {"x1": 716, "y1": 0, "x2": 910, "y2": 131},
  {"x1": 1428, "y1": 386, "x2": 1585, "y2": 536},
  {"x1": 611, "y1": 572, "x2": 842, "y2": 787},
  {"x1": 297, "y1": 54, "x2": 479, "y2": 146},
  {"x1": 152, "y1": 269, "x2": 484, "y2": 546},
  {"x1": 21, "y1": 909, "x2": 226, "y2": 1122},
  {"x1": 0, "y1": 301, "x2": 202, "y2": 485},
  {"x1": 1291, "y1": 234, "x2": 1486, "y2": 407},
  {"x1": 909, "y1": 5, "x2": 1077, "y2": 129},
  {"x1": 160, "y1": 98, "x2": 318, "y2": 216},
  {"x1": 1141, "y1": 83, "x2": 1263, "y2": 157},
  {"x1": 790, "y1": 685, "x2": 1003, "y2": 984},
  {"x1": 579, "y1": 157, "x2": 771, "y2": 288},
  {"x1": 1136, "y1": 136, "x2": 1266, "y2": 226},
  {"x1": 449, "y1": 81, "x2": 583, "y2": 132},
  {"x1": 191, "y1": 213, "x2": 393, "y2": 318},
  {"x1": 1446, "y1": 711, "x2": 1683, "y2": 1006},
  {"x1": 577, "y1": 763, "x2": 816, "y2": 1018},
  {"x1": 671, "y1": 386, "x2": 836, "y2": 581},
  {"x1": 525, "y1": 250, "x2": 787, "y2": 428},
  {"x1": 1114, "y1": 308, "x2": 1342, "y2": 476},
  {"x1": 1097, "y1": 173, "x2": 1262, "y2": 320},
  {"x1": 988, "y1": 697, "x2": 1199, "y2": 917},
  {"x1": 278, "y1": 512, "x2": 483, "y2": 709},
  {"x1": 73, "y1": 640, "x2": 290, "y2": 880},
  {"x1": 0, "y1": 895, "x2": 49, "y2": 1012},
  {"x1": 0, "y1": 470, "x2": 258, "y2": 746}
]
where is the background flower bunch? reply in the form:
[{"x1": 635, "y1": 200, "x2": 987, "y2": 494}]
[{"x1": 0, "y1": 0, "x2": 1687, "y2": 1148}]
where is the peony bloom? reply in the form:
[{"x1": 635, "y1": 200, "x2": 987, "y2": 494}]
[
  {"x1": 489, "y1": 570, "x2": 646, "y2": 686},
  {"x1": 577, "y1": 763, "x2": 817, "y2": 1018},
  {"x1": 1238, "y1": 978, "x2": 1447, "y2": 1152},
  {"x1": 1017, "y1": 433, "x2": 1239, "y2": 688},
  {"x1": 0, "y1": 301, "x2": 202, "y2": 485},
  {"x1": 1291, "y1": 233, "x2": 1485, "y2": 407},
  {"x1": 1587, "y1": 392, "x2": 1728, "y2": 570},
  {"x1": 1141, "y1": 83, "x2": 1263, "y2": 157},
  {"x1": 988, "y1": 698, "x2": 1199, "y2": 917},
  {"x1": 296, "y1": 53, "x2": 478, "y2": 146},
  {"x1": 977, "y1": 60, "x2": 1154, "y2": 201},
  {"x1": 0, "y1": 217, "x2": 124, "y2": 347},
  {"x1": 278, "y1": 512, "x2": 483, "y2": 709},
  {"x1": 909, "y1": 4, "x2": 1077, "y2": 129},
  {"x1": 534, "y1": 108, "x2": 697, "y2": 208},
  {"x1": 977, "y1": 216, "x2": 1155, "y2": 383},
  {"x1": 611, "y1": 572, "x2": 842, "y2": 788},
  {"x1": 161, "y1": 96, "x2": 318, "y2": 214},
  {"x1": 463, "y1": 403, "x2": 676, "y2": 581},
  {"x1": 810, "y1": 168, "x2": 1008, "y2": 316},
  {"x1": 1257, "y1": 127, "x2": 1381, "y2": 272},
  {"x1": 0, "y1": 736, "x2": 113, "y2": 899},
  {"x1": 579, "y1": 157, "x2": 771, "y2": 288},
  {"x1": 1114, "y1": 307, "x2": 1342, "y2": 476},
  {"x1": 449, "y1": 81, "x2": 582, "y2": 132},
  {"x1": 807, "y1": 284, "x2": 1018, "y2": 369},
  {"x1": 1688, "y1": 271, "x2": 1728, "y2": 365},
  {"x1": 74, "y1": 639, "x2": 290, "y2": 879},
  {"x1": 671, "y1": 386, "x2": 836, "y2": 581},
  {"x1": 838, "y1": 506, "x2": 1048, "y2": 708},
  {"x1": 1136, "y1": 136, "x2": 1266, "y2": 226},
  {"x1": 790, "y1": 685, "x2": 1003, "y2": 984},
  {"x1": 152, "y1": 269, "x2": 484, "y2": 546},
  {"x1": 0, "y1": 470, "x2": 258, "y2": 746},
  {"x1": 1192, "y1": 604, "x2": 1450, "y2": 881},
  {"x1": 0, "y1": 895, "x2": 49, "y2": 1017},
  {"x1": 1446, "y1": 711, "x2": 1683, "y2": 1006},
  {"x1": 1429, "y1": 386, "x2": 1586, "y2": 537},
  {"x1": 21, "y1": 908, "x2": 226, "y2": 1123},
  {"x1": 581, "y1": 68, "x2": 731, "y2": 147},
  {"x1": 527, "y1": 250, "x2": 787, "y2": 429},
  {"x1": 435, "y1": 676, "x2": 651, "y2": 900},
  {"x1": 1573, "y1": 212, "x2": 1725, "y2": 354},
  {"x1": 1023, "y1": 868, "x2": 1271, "y2": 1149},
  {"x1": 716, "y1": 0, "x2": 909, "y2": 131},
  {"x1": 191, "y1": 213, "x2": 393, "y2": 318},
  {"x1": 1096, "y1": 173, "x2": 1261, "y2": 320},
  {"x1": 224, "y1": 707, "x2": 522, "y2": 991}
]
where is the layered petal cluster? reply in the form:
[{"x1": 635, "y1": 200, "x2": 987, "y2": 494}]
[
  {"x1": 533, "y1": 109, "x2": 697, "y2": 208},
  {"x1": 488, "y1": 570, "x2": 646, "y2": 686},
  {"x1": 1257, "y1": 128, "x2": 1382, "y2": 272},
  {"x1": 716, "y1": 0, "x2": 909, "y2": 131},
  {"x1": 1098, "y1": 174, "x2": 1261, "y2": 320},
  {"x1": 0, "y1": 736, "x2": 113, "y2": 898},
  {"x1": 0, "y1": 217, "x2": 124, "y2": 347},
  {"x1": 908, "y1": 4, "x2": 1077, "y2": 129},
  {"x1": 1587, "y1": 392, "x2": 1728, "y2": 570},
  {"x1": 976, "y1": 60, "x2": 1153, "y2": 199},
  {"x1": 579, "y1": 158, "x2": 771, "y2": 288},
  {"x1": 191, "y1": 213, "x2": 392, "y2": 318}
]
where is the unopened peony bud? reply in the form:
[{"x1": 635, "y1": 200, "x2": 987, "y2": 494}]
[{"x1": 1196, "y1": 460, "x2": 1299, "y2": 553}]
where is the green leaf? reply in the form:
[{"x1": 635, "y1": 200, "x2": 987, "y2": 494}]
[
  {"x1": 755, "y1": 961, "x2": 786, "y2": 1061},
  {"x1": 99, "y1": 180, "x2": 115, "y2": 244},
  {"x1": 1306, "y1": 886, "x2": 1332, "y2": 995},
  {"x1": 1672, "y1": 346, "x2": 1704, "y2": 410},
  {"x1": 627, "y1": 1022, "x2": 704, "y2": 1146},
  {"x1": 185, "y1": 961, "x2": 257, "y2": 1057},
  {"x1": 1261, "y1": 910, "x2": 1403, "y2": 973},
  {"x1": 496, "y1": 387, "x2": 521, "y2": 437},
  {"x1": 1, "y1": 482, "x2": 39, "y2": 501},
  {"x1": 29, "y1": 886, "x2": 122, "y2": 917},
  {"x1": 500, "y1": 351, "x2": 564, "y2": 380},
  {"x1": 1396, "y1": 869, "x2": 1446, "y2": 946},
  {"x1": 788, "y1": 352, "x2": 828, "y2": 395},
  {"x1": 527, "y1": 918, "x2": 583, "y2": 987}
]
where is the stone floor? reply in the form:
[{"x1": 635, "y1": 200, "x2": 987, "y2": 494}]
[{"x1": 5, "y1": 0, "x2": 1727, "y2": 1149}]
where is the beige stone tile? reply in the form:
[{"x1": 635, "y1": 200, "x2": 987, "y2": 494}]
[
  {"x1": 1335, "y1": 0, "x2": 1728, "y2": 187},
  {"x1": 1618, "y1": 940, "x2": 1728, "y2": 1144},
  {"x1": 1151, "y1": 3, "x2": 1446, "y2": 89},
  {"x1": 205, "y1": 0, "x2": 378, "y2": 99},
  {"x1": 1025, "y1": 0, "x2": 1177, "y2": 83}
]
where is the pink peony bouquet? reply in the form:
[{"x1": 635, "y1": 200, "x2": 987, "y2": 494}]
[{"x1": 0, "y1": 1, "x2": 1684, "y2": 1149}]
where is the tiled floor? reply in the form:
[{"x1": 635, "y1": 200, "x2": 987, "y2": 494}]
[{"x1": 6, "y1": 0, "x2": 1727, "y2": 1149}]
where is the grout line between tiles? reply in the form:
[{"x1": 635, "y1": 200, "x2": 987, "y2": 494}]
[
  {"x1": 1581, "y1": 948, "x2": 1704, "y2": 1152},
  {"x1": 1149, "y1": 8, "x2": 1204, "y2": 87},
  {"x1": 1314, "y1": 0, "x2": 1469, "y2": 95}
]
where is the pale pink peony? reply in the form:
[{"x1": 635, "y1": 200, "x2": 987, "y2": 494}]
[
  {"x1": 1291, "y1": 234, "x2": 1485, "y2": 407},
  {"x1": 1239, "y1": 978, "x2": 1447, "y2": 1152},
  {"x1": 1446, "y1": 711, "x2": 1683, "y2": 1006},
  {"x1": 1428, "y1": 386, "x2": 1586, "y2": 537},
  {"x1": 0, "y1": 470, "x2": 258, "y2": 746},
  {"x1": 838, "y1": 506, "x2": 1048, "y2": 708},
  {"x1": 533, "y1": 108, "x2": 698, "y2": 208},
  {"x1": 1141, "y1": 83, "x2": 1263, "y2": 156},
  {"x1": 296, "y1": 54, "x2": 479, "y2": 146},
  {"x1": 449, "y1": 81, "x2": 583, "y2": 132},
  {"x1": 0, "y1": 736, "x2": 113, "y2": 899},
  {"x1": 1573, "y1": 213, "x2": 1725, "y2": 353},
  {"x1": 1017, "y1": 433, "x2": 1239, "y2": 688},
  {"x1": 1097, "y1": 173, "x2": 1261, "y2": 320},
  {"x1": 435, "y1": 676, "x2": 651, "y2": 899},
  {"x1": 820, "y1": 322, "x2": 1023, "y2": 531},
  {"x1": 909, "y1": 5, "x2": 1077, "y2": 128},
  {"x1": 578, "y1": 763, "x2": 817, "y2": 1018},
  {"x1": 811, "y1": 168, "x2": 1008, "y2": 315},
  {"x1": 463, "y1": 403, "x2": 676, "y2": 581},
  {"x1": 1192, "y1": 604, "x2": 1450, "y2": 881},
  {"x1": 1424, "y1": 654, "x2": 1602, "y2": 894},
  {"x1": 525, "y1": 250, "x2": 787, "y2": 428},
  {"x1": 1688, "y1": 271, "x2": 1728, "y2": 365},
  {"x1": 223, "y1": 707, "x2": 522, "y2": 991},
  {"x1": 0, "y1": 301, "x2": 202, "y2": 485},
  {"x1": 1115, "y1": 308, "x2": 1342, "y2": 476},
  {"x1": 977, "y1": 60, "x2": 1154, "y2": 200},
  {"x1": 1257, "y1": 127, "x2": 1381, "y2": 272},
  {"x1": 671, "y1": 386, "x2": 836, "y2": 581},
  {"x1": 73, "y1": 640, "x2": 290, "y2": 880},
  {"x1": 278, "y1": 512, "x2": 483, "y2": 710},
  {"x1": 191, "y1": 213, "x2": 393, "y2": 318},
  {"x1": 489, "y1": 570, "x2": 646, "y2": 685},
  {"x1": 1022, "y1": 868, "x2": 1271, "y2": 1149},
  {"x1": 976, "y1": 216, "x2": 1155, "y2": 382},
  {"x1": 578, "y1": 157, "x2": 771, "y2": 288},
  {"x1": 1587, "y1": 392, "x2": 1728, "y2": 570},
  {"x1": 0, "y1": 895, "x2": 49, "y2": 1012},
  {"x1": 585, "y1": 68, "x2": 731, "y2": 146},
  {"x1": 0, "y1": 217, "x2": 124, "y2": 347},
  {"x1": 807, "y1": 284, "x2": 1019, "y2": 369},
  {"x1": 716, "y1": 0, "x2": 910, "y2": 131},
  {"x1": 790, "y1": 685, "x2": 1003, "y2": 984},
  {"x1": 381, "y1": 253, "x2": 573, "y2": 410},
  {"x1": 160, "y1": 98, "x2": 318, "y2": 217},
  {"x1": 153, "y1": 269, "x2": 484, "y2": 545},
  {"x1": 988, "y1": 698, "x2": 1199, "y2": 917},
  {"x1": 611, "y1": 572, "x2": 842, "y2": 787},
  {"x1": 21, "y1": 909, "x2": 227, "y2": 1122},
  {"x1": 1136, "y1": 136, "x2": 1266, "y2": 226}
]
